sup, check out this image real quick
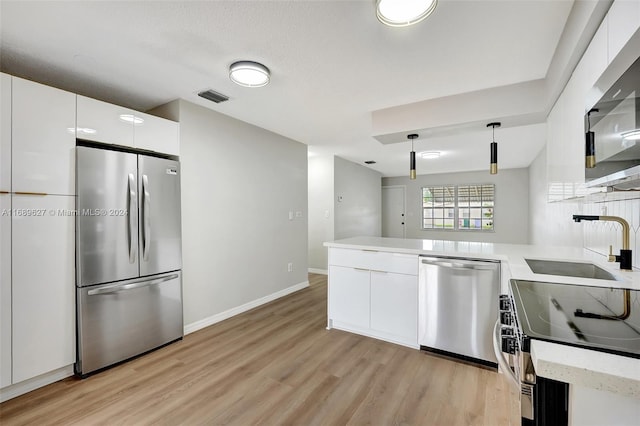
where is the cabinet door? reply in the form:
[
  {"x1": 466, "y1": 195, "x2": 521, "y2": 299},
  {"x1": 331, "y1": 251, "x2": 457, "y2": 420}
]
[
  {"x1": 370, "y1": 271, "x2": 418, "y2": 344},
  {"x1": 607, "y1": 0, "x2": 640, "y2": 65},
  {"x1": 328, "y1": 266, "x2": 370, "y2": 329},
  {"x1": 76, "y1": 95, "x2": 134, "y2": 147},
  {"x1": 0, "y1": 193, "x2": 11, "y2": 387},
  {"x1": 134, "y1": 112, "x2": 179, "y2": 156},
  {"x1": 12, "y1": 195, "x2": 75, "y2": 383},
  {"x1": 1, "y1": 73, "x2": 10, "y2": 194},
  {"x1": 12, "y1": 77, "x2": 76, "y2": 195}
]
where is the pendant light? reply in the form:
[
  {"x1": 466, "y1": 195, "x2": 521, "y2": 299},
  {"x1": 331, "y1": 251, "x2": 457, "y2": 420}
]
[
  {"x1": 487, "y1": 122, "x2": 500, "y2": 175},
  {"x1": 585, "y1": 108, "x2": 598, "y2": 168},
  {"x1": 408, "y1": 133, "x2": 418, "y2": 179}
]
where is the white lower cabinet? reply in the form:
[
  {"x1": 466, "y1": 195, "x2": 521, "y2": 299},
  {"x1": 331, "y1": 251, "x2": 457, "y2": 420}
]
[
  {"x1": 0, "y1": 193, "x2": 11, "y2": 388},
  {"x1": 370, "y1": 271, "x2": 418, "y2": 343},
  {"x1": 328, "y1": 266, "x2": 370, "y2": 329},
  {"x1": 11, "y1": 195, "x2": 75, "y2": 383},
  {"x1": 327, "y1": 248, "x2": 418, "y2": 348}
]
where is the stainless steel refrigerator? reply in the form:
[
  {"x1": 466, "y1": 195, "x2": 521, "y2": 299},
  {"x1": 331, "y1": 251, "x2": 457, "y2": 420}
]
[{"x1": 75, "y1": 145, "x2": 183, "y2": 376}]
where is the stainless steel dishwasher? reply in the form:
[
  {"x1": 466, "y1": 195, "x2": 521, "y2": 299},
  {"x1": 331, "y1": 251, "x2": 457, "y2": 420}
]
[{"x1": 418, "y1": 256, "x2": 499, "y2": 367}]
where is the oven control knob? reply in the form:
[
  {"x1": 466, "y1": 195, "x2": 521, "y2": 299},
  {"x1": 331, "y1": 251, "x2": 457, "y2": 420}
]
[
  {"x1": 499, "y1": 295, "x2": 511, "y2": 311},
  {"x1": 500, "y1": 311, "x2": 512, "y2": 326},
  {"x1": 501, "y1": 336, "x2": 517, "y2": 354}
]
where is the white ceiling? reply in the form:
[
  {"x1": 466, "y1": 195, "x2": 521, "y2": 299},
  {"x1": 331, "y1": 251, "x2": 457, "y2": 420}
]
[{"x1": 1, "y1": 0, "x2": 580, "y2": 177}]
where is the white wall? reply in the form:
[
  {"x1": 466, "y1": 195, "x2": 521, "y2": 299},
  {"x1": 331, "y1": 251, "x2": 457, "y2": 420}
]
[
  {"x1": 308, "y1": 154, "x2": 334, "y2": 271},
  {"x1": 383, "y1": 168, "x2": 530, "y2": 244},
  {"x1": 155, "y1": 100, "x2": 308, "y2": 327},
  {"x1": 333, "y1": 156, "x2": 382, "y2": 240}
]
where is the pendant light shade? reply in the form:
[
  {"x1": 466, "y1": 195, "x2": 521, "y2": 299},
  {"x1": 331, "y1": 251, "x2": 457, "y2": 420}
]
[
  {"x1": 487, "y1": 122, "x2": 501, "y2": 175},
  {"x1": 408, "y1": 133, "x2": 418, "y2": 179},
  {"x1": 585, "y1": 108, "x2": 598, "y2": 168}
]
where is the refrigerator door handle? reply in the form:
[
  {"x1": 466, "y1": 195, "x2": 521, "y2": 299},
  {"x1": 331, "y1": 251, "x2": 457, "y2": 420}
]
[
  {"x1": 87, "y1": 273, "x2": 179, "y2": 296},
  {"x1": 128, "y1": 173, "x2": 138, "y2": 264},
  {"x1": 142, "y1": 174, "x2": 151, "y2": 261}
]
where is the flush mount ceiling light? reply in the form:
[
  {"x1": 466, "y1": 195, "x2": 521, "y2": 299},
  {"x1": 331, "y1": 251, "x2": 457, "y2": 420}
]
[
  {"x1": 229, "y1": 61, "x2": 270, "y2": 87},
  {"x1": 376, "y1": 0, "x2": 438, "y2": 27},
  {"x1": 420, "y1": 151, "x2": 440, "y2": 159},
  {"x1": 408, "y1": 133, "x2": 418, "y2": 179},
  {"x1": 586, "y1": 108, "x2": 599, "y2": 168},
  {"x1": 487, "y1": 122, "x2": 501, "y2": 175}
]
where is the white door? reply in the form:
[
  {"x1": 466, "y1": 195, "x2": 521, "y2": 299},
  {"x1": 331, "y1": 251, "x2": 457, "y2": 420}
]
[{"x1": 382, "y1": 186, "x2": 405, "y2": 238}]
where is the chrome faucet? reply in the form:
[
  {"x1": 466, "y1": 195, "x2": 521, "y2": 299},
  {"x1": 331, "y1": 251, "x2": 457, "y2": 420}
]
[{"x1": 572, "y1": 215, "x2": 632, "y2": 270}]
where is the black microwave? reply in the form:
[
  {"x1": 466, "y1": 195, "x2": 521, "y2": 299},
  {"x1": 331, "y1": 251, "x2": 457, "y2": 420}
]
[{"x1": 585, "y1": 56, "x2": 640, "y2": 189}]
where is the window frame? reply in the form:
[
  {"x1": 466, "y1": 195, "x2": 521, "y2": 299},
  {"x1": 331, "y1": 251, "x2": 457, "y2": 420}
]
[{"x1": 421, "y1": 184, "x2": 495, "y2": 232}]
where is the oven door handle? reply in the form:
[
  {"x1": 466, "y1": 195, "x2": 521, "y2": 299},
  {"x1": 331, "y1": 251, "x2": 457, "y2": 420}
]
[{"x1": 493, "y1": 319, "x2": 520, "y2": 390}]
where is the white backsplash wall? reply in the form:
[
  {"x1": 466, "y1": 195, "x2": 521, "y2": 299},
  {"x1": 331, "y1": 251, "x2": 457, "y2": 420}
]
[{"x1": 582, "y1": 194, "x2": 640, "y2": 271}]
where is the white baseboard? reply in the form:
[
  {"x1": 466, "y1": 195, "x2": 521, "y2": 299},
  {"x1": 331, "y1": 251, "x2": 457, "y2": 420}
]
[
  {"x1": 0, "y1": 365, "x2": 74, "y2": 403},
  {"x1": 183, "y1": 280, "x2": 310, "y2": 335},
  {"x1": 308, "y1": 268, "x2": 328, "y2": 275}
]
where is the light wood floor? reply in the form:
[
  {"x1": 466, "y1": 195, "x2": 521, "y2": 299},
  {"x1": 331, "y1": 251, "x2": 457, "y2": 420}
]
[{"x1": 0, "y1": 274, "x2": 518, "y2": 425}]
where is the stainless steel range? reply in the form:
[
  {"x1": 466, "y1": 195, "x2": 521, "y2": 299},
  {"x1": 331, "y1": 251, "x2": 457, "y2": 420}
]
[
  {"x1": 509, "y1": 280, "x2": 639, "y2": 358},
  {"x1": 495, "y1": 280, "x2": 639, "y2": 425}
]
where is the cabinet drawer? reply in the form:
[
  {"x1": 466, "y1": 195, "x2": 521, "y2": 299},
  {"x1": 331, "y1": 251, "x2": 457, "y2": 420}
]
[{"x1": 329, "y1": 248, "x2": 418, "y2": 275}]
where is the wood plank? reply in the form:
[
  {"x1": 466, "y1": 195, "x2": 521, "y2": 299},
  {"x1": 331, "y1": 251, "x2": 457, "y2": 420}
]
[{"x1": 0, "y1": 274, "x2": 514, "y2": 425}]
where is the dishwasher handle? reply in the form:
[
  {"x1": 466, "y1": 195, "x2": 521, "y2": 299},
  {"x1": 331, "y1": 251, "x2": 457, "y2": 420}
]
[{"x1": 421, "y1": 257, "x2": 498, "y2": 271}]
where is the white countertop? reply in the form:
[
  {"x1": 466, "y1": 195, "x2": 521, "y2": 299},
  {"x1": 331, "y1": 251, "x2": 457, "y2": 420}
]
[
  {"x1": 324, "y1": 236, "x2": 640, "y2": 290},
  {"x1": 324, "y1": 236, "x2": 640, "y2": 398}
]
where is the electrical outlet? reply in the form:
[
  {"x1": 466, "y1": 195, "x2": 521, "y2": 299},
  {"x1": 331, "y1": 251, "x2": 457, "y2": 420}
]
[
  {"x1": 295, "y1": 211, "x2": 302, "y2": 218},
  {"x1": 287, "y1": 262, "x2": 293, "y2": 272}
]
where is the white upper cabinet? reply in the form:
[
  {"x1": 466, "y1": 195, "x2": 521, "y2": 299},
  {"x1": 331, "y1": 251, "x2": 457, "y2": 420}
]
[
  {"x1": 76, "y1": 95, "x2": 135, "y2": 147},
  {"x1": 576, "y1": 18, "x2": 608, "y2": 109},
  {"x1": 78, "y1": 96, "x2": 179, "y2": 156},
  {"x1": 12, "y1": 77, "x2": 76, "y2": 195},
  {"x1": 607, "y1": 0, "x2": 640, "y2": 64},
  {"x1": 1, "y1": 74, "x2": 10, "y2": 194},
  {"x1": 134, "y1": 111, "x2": 179, "y2": 156}
]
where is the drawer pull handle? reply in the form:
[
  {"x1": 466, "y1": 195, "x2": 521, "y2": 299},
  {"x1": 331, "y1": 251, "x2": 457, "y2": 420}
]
[{"x1": 354, "y1": 268, "x2": 369, "y2": 272}]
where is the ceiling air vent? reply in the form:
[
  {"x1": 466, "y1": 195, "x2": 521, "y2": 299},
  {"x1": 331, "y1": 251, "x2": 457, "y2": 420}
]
[{"x1": 198, "y1": 89, "x2": 229, "y2": 104}]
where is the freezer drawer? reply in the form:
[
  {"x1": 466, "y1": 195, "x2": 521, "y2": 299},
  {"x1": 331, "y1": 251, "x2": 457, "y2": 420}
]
[{"x1": 76, "y1": 271, "x2": 183, "y2": 375}]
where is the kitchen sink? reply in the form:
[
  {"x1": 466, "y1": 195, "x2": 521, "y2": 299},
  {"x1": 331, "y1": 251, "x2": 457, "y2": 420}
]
[{"x1": 524, "y1": 258, "x2": 619, "y2": 281}]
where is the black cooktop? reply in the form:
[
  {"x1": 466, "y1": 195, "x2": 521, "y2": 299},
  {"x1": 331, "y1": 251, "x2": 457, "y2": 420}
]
[{"x1": 510, "y1": 280, "x2": 640, "y2": 358}]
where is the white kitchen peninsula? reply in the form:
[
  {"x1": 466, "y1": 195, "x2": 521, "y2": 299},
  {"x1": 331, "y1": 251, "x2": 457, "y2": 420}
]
[{"x1": 324, "y1": 236, "x2": 640, "y2": 423}]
